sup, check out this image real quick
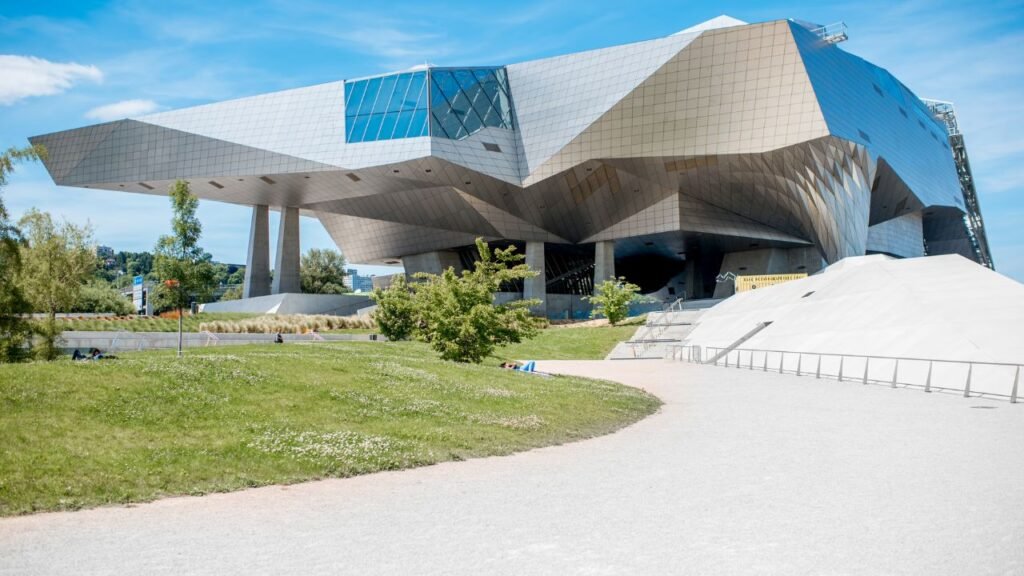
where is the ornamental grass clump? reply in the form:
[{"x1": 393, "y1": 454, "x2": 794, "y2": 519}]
[{"x1": 198, "y1": 314, "x2": 373, "y2": 334}]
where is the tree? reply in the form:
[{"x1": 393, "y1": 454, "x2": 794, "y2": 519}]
[
  {"x1": 370, "y1": 274, "x2": 415, "y2": 341},
  {"x1": 585, "y1": 277, "x2": 642, "y2": 326},
  {"x1": 219, "y1": 284, "x2": 243, "y2": 301},
  {"x1": 72, "y1": 280, "x2": 134, "y2": 315},
  {"x1": 0, "y1": 145, "x2": 44, "y2": 362},
  {"x1": 17, "y1": 209, "x2": 95, "y2": 359},
  {"x1": 411, "y1": 239, "x2": 543, "y2": 363},
  {"x1": 300, "y1": 248, "x2": 348, "y2": 294},
  {"x1": 152, "y1": 180, "x2": 216, "y2": 355}
]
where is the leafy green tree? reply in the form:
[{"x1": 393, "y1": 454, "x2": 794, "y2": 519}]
[
  {"x1": 219, "y1": 284, "x2": 243, "y2": 301},
  {"x1": 152, "y1": 180, "x2": 216, "y2": 354},
  {"x1": 0, "y1": 145, "x2": 44, "y2": 362},
  {"x1": 300, "y1": 248, "x2": 348, "y2": 294},
  {"x1": 72, "y1": 280, "x2": 134, "y2": 315},
  {"x1": 411, "y1": 239, "x2": 543, "y2": 363},
  {"x1": 17, "y1": 209, "x2": 95, "y2": 359},
  {"x1": 369, "y1": 274, "x2": 415, "y2": 341},
  {"x1": 585, "y1": 277, "x2": 642, "y2": 326}
]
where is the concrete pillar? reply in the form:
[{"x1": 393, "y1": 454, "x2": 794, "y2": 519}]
[
  {"x1": 523, "y1": 241, "x2": 546, "y2": 316},
  {"x1": 594, "y1": 240, "x2": 615, "y2": 284},
  {"x1": 243, "y1": 205, "x2": 270, "y2": 299},
  {"x1": 402, "y1": 250, "x2": 461, "y2": 278},
  {"x1": 272, "y1": 206, "x2": 301, "y2": 294}
]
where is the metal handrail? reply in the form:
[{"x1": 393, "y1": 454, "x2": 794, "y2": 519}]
[
  {"x1": 629, "y1": 298, "x2": 689, "y2": 357},
  {"x1": 665, "y1": 344, "x2": 1022, "y2": 403}
]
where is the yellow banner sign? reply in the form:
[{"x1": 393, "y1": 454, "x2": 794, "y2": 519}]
[{"x1": 735, "y1": 273, "x2": 807, "y2": 293}]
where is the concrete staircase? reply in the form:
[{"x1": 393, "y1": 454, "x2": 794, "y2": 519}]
[{"x1": 606, "y1": 299, "x2": 722, "y2": 360}]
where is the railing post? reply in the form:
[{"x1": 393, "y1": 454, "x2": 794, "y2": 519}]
[
  {"x1": 749, "y1": 351, "x2": 754, "y2": 370},
  {"x1": 891, "y1": 359, "x2": 899, "y2": 389},
  {"x1": 924, "y1": 361, "x2": 933, "y2": 393},
  {"x1": 763, "y1": 352, "x2": 768, "y2": 372},
  {"x1": 815, "y1": 356, "x2": 821, "y2": 379},
  {"x1": 779, "y1": 351, "x2": 785, "y2": 374},
  {"x1": 725, "y1": 352, "x2": 729, "y2": 368},
  {"x1": 838, "y1": 356, "x2": 844, "y2": 382},
  {"x1": 796, "y1": 353, "x2": 802, "y2": 377},
  {"x1": 736, "y1": 351, "x2": 741, "y2": 369},
  {"x1": 963, "y1": 363, "x2": 973, "y2": 398},
  {"x1": 863, "y1": 357, "x2": 870, "y2": 385},
  {"x1": 1011, "y1": 366, "x2": 1020, "y2": 404}
]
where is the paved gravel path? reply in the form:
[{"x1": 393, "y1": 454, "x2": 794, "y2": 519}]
[{"x1": 2, "y1": 360, "x2": 1023, "y2": 575}]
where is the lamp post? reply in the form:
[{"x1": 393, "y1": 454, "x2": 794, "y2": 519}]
[{"x1": 165, "y1": 279, "x2": 183, "y2": 357}]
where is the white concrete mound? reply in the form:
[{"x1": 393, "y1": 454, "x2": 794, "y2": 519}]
[
  {"x1": 687, "y1": 254, "x2": 1023, "y2": 364},
  {"x1": 681, "y1": 254, "x2": 1024, "y2": 397}
]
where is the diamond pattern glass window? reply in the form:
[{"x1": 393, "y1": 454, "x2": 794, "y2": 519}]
[
  {"x1": 429, "y1": 67, "x2": 514, "y2": 140},
  {"x1": 345, "y1": 71, "x2": 429, "y2": 143}
]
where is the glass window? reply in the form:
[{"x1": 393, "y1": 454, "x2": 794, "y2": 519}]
[
  {"x1": 393, "y1": 109, "x2": 415, "y2": 139},
  {"x1": 355, "y1": 77, "x2": 382, "y2": 116},
  {"x1": 386, "y1": 74, "x2": 412, "y2": 113},
  {"x1": 410, "y1": 108, "x2": 429, "y2": 137},
  {"x1": 344, "y1": 67, "x2": 514, "y2": 143},
  {"x1": 377, "y1": 111, "x2": 399, "y2": 140},
  {"x1": 427, "y1": 67, "x2": 515, "y2": 140},
  {"x1": 363, "y1": 113, "x2": 385, "y2": 142},
  {"x1": 345, "y1": 71, "x2": 429, "y2": 143}
]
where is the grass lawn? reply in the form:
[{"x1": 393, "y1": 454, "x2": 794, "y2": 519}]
[
  {"x1": 53, "y1": 313, "x2": 258, "y2": 333},
  {"x1": 0, "y1": 342, "x2": 659, "y2": 516},
  {"x1": 496, "y1": 323, "x2": 641, "y2": 361}
]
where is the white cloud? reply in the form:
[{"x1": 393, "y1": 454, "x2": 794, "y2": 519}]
[
  {"x1": 0, "y1": 55, "x2": 103, "y2": 105},
  {"x1": 84, "y1": 99, "x2": 160, "y2": 121}
]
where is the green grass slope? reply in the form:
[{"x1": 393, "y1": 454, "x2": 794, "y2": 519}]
[{"x1": 0, "y1": 342, "x2": 658, "y2": 515}]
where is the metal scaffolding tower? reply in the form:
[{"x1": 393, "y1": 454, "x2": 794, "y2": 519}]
[{"x1": 924, "y1": 99, "x2": 995, "y2": 270}]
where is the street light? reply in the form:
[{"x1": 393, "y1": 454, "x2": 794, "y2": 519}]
[{"x1": 165, "y1": 279, "x2": 183, "y2": 357}]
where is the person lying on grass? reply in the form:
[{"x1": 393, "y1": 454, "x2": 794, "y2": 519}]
[{"x1": 500, "y1": 360, "x2": 545, "y2": 374}]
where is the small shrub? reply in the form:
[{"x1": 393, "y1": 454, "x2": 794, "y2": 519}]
[
  {"x1": 585, "y1": 277, "x2": 643, "y2": 326},
  {"x1": 370, "y1": 274, "x2": 415, "y2": 341}
]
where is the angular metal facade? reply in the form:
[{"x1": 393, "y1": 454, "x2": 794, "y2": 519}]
[{"x1": 30, "y1": 18, "x2": 985, "y2": 299}]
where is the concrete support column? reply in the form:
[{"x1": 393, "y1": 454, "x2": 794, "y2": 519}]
[
  {"x1": 594, "y1": 241, "x2": 615, "y2": 284},
  {"x1": 272, "y1": 206, "x2": 301, "y2": 294},
  {"x1": 403, "y1": 250, "x2": 461, "y2": 279},
  {"x1": 523, "y1": 241, "x2": 546, "y2": 316},
  {"x1": 243, "y1": 204, "x2": 270, "y2": 299}
]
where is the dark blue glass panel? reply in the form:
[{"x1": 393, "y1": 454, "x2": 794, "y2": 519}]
[
  {"x1": 378, "y1": 111, "x2": 399, "y2": 140},
  {"x1": 405, "y1": 72, "x2": 426, "y2": 108},
  {"x1": 372, "y1": 75, "x2": 397, "y2": 114},
  {"x1": 347, "y1": 114, "x2": 370, "y2": 142},
  {"x1": 356, "y1": 77, "x2": 382, "y2": 116},
  {"x1": 426, "y1": 67, "x2": 515, "y2": 140},
  {"x1": 393, "y1": 109, "x2": 415, "y2": 138},
  {"x1": 345, "y1": 71, "x2": 429, "y2": 143},
  {"x1": 410, "y1": 108, "x2": 429, "y2": 137},
  {"x1": 387, "y1": 74, "x2": 412, "y2": 113},
  {"x1": 345, "y1": 81, "x2": 366, "y2": 113},
  {"x1": 363, "y1": 113, "x2": 385, "y2": 142}
]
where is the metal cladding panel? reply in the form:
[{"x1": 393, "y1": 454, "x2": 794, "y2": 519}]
[
  {"x1": 527, "y1": 20, "x2": 831, "y2": 184},
  {"x1": 32, "y1": 120, "x2": 332, "y2": 187},
  {"x1": 506, "y1": 31, "x2": 701, "y2": 180},
  {"x1": 789, "y1": 21, "x2": 963, "y2": 213},
  {"x1": 139, "y1": 80, "x2": 431, "y2": 170},
  {"x1": 866, "y1": 211, "x2": 925, "y2": 258},
  {"x1": 317, "y1": 211, "x2": 485, "y2": 264},
  {"x1": 430, "y1": 127, "x2": 522, "y2": 185}
]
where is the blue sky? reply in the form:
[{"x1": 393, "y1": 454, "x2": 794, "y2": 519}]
[{"x1": 1, "y1": 0, "x2": 1021, "y2": 280}]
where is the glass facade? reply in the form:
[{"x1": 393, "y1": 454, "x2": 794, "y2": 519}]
[
  {"x1": 429, "y1": 67, "x2": 515, "y2": 140},
  {"x1": 345, "y1": 71, "x2": 429, "y2": 143},
  {"x1": 344, "y1": 67, "x2": 514, "y2": 143}
]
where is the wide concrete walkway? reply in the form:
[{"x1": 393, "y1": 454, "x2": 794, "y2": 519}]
[{"x1": 2, "y1": 360, "x2": 1023, "y2": 575}]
